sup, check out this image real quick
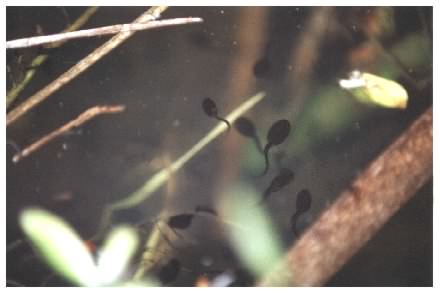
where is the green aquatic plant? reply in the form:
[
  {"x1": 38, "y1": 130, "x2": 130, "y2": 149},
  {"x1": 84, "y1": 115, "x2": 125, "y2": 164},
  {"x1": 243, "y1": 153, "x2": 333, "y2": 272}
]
[
  {"x1": 19, "y1": 207, "x2": 157, "y2": 287},
  {"x1": 218, "y1": 183, "x2": 286, "y2": 279}
]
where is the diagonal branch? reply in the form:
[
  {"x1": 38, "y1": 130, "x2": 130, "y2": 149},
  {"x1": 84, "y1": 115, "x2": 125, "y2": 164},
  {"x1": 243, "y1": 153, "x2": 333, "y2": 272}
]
[
  {"x1": 6, "y1": 7, "x2": 99, "y2": 109},
  {"x1": 259, "y1": 106, "x2": 433, "y2": 286},
  {"x1": 11, "y1": 104, "x2": 126, "y2": 163},
  {"x1": 6, "y1": 6, "x2": 168, "y2": 127}
]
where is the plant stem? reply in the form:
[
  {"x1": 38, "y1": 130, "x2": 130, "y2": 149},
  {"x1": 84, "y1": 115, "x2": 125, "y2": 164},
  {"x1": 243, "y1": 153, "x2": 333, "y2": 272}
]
[{"x1": 98, "y1": 92, "x2": 266, "y2": 237}]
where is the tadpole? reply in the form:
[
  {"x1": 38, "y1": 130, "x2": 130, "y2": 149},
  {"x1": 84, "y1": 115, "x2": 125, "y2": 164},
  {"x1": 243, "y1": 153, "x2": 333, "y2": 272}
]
[
  {"x1": 261, "y1": 119, "x2": 291, "y2": 176},
  {"x1": 234, "y1": 117, "x2": 264, "y2": 154},
  {"x1": 167, "y1": 213, "x2": 195, "y2": 230},
  {"x1": 291, "y1": 189, "x2": 312, "y2": 237},
  {"x1": 202, "y1": 97, "x2": 231, "y2": 130},
  {"x1": 259, "y1": 168, "x2": 295, "y2": 204},
  {"x1": 158, "y1": 258, "x2": 181, "y2": 284},
  {"x1": 253, "y1": 56, "x2": 271, "y2": 79}
]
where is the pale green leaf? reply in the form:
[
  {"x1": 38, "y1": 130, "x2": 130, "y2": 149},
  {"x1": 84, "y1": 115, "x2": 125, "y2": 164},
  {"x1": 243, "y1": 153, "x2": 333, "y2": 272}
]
[
  {"x1": 19, "y1": 208, "x2": 98, "y2": 286},
  {"x1": 218, "y1": 183, "x2": 284, "y2": 278},
  {"x1": 96, "y1": 225, "x2": 139, "y2": 285}
]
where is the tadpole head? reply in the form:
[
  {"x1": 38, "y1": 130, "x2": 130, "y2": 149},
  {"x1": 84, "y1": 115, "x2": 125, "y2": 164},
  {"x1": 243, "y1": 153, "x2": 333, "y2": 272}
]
[
  {"x1": 267, "y1": 119, "x2": 291, "y2": 146},
  {"x1": 267, "y1": 168, "x2": 295, "y2": 193},
  {"x1": 167, "y1": 213, "x2": 195, "y2": 230},
  {"x1": 234, "y1": 117, "x2": 256, "y2": 138},
  {"x1": 202, "y1": 97, "x2": 218, "y2": 117},
  {"x1": 296, "y1": 189, "x2": 312, "y2": 212},
  {"x1": 158, "y1": 258, "x2": 181, "y2": 284},
  {"x1": 277, "y1": 168, "x2": 295, "y2": 185},
  {"x1": 253, "y1": 57, "x2": 271, "y2": 78}
]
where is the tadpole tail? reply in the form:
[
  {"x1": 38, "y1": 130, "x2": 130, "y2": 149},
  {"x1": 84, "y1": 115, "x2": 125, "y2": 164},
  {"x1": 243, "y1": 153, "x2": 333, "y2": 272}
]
[
  {"x1": 253, "y1": 136, "x2": 264, "y2": 155},
  {"x1": 255, "y1": 188, "x2": 271, "y2": 206},
  {"x1": 291, "y1": 212, "x2": 300, "y2": 237},
  {"x1": 259, "y1": 144, "x2": 271, "y2": 177},
  {"x1": 217, "y1": 116, "x2": 231, "y2": 131}
]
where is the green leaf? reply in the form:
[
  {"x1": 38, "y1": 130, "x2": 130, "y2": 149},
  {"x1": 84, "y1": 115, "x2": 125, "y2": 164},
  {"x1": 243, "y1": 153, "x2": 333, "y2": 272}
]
[
  {"x1": 218, "y1": 183, "x2": 284, "y2": 278},
  {"x1": 19, "y1": 208, "x2": 98, "y2": 286},
  {"x1": 96, "y1": 225, "x2": 139, "y2": 285}
]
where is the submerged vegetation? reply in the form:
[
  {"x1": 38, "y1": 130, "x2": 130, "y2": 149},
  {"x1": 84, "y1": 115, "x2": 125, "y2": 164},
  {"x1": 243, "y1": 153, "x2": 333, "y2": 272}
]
[{"x1": 7, "y1": 6, "x2": 432, "y2": 287}]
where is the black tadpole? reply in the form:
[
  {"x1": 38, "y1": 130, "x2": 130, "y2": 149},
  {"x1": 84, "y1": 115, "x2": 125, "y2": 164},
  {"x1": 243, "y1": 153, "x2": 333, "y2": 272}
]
[
  {"x1": 291, "y1": 189, "x2": 312, "y2": 237},
  {"x1": 259, "y1": 168, "x2": 295, "y2": 204},
  {"x1": 167, "y1": 213, "x2": 195, "y2": 230},
  {"x1": 234, "y1": 117, "x2": 264, "y2": 154},
  {"x1": 261, "y1": 119, "x2": 291, "y2": 176},
  {"x1": 253, "y1": 56, "x2": 271, "y2": 79},
  {"x1": 202, "y1": 97, "x2": 231, "y2": 130},
  {"x1": 158, "y1": 258, "x2": 181, "y2": 284}
]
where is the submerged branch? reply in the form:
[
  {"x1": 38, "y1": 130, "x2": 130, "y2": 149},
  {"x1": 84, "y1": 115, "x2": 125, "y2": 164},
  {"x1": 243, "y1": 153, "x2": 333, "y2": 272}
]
[
  {"x1": 6, "y1": 17, "x2": 203, "y2": 49},
  {"x1": 259, "y1": 106, "x2": 432, "y2": 286},
  {"x1": 12, "y1": 105, "x2": 126, "y2": 163},
  {"x1": 98, "y1": 92, "x2": 266, "y2": 239},
  {"x1": 6, "y1": 6, "x2": 168, "y2": 126},
  {"x1": 6, "y1": 7, "x2": 99, "y2": 109}
]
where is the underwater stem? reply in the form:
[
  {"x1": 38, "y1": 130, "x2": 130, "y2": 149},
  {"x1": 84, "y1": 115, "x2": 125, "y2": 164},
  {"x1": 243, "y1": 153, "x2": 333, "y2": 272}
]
[{"x1": 99, "y1": 92, "x2": 266, "y2": 233}]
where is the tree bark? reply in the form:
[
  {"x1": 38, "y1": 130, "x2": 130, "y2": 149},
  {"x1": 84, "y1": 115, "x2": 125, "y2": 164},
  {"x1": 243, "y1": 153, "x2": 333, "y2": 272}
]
[{"x1": 259, "y1": 106, "x2": 433, "y2": 286}]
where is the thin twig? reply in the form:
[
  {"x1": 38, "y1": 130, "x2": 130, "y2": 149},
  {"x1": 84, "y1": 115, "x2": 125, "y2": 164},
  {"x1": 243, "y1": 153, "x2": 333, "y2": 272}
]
[
  {"x1": 109, "y1": 92, "x2": 265, "y2": 211},
  {"x1": 6, "y1": 6, "x2": 168, "y2": 127},
  {"x1": 7, "y1": 17, "x2": 203, "y2": 49},
  {"x1": 259, "y1": 106, "x2": 432, "y2": 286},
  {"x1": 6, "y1": 7, "x2": 99, "y2": 109},
  {"x1": 12, "y1": 105, "x2": 126, "y2": 163}
]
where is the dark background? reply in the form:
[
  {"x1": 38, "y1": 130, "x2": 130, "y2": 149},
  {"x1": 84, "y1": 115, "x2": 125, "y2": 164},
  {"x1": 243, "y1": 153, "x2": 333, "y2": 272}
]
[{"x1": 6, "y1": 7, "x2": 432, "y2": 286}]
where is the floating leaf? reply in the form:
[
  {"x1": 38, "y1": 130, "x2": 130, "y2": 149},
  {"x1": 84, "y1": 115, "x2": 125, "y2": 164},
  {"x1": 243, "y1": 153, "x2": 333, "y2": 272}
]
[
  {"x1": 19, "y1": 208, "x2": 98, "y2": 286},
  {"x1": 339, "y1": 71, "x2": 408, "y2": 109},
  {"x1": 96, "y1": 225, "x2": 139, "y2": 285}
]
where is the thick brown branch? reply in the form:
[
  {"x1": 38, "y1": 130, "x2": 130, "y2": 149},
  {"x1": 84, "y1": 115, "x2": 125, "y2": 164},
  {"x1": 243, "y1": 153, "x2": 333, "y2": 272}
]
[
  {"x1": 12, "y1": 105, "x2": 125, "y2": 163},
  {"x1": 259, "y1": 106, "x2": 433, "y2": 286}
]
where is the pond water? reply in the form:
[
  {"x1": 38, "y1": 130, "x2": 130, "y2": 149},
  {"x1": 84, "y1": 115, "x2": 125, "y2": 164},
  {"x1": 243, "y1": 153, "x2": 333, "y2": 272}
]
[{"x1": 6, "y1": 6, "x2": 432, "y2": 286}]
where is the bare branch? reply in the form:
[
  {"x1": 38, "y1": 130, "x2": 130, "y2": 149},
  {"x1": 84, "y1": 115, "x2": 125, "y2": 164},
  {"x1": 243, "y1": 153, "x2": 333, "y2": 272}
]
[
  {"x1": 7, "y1": 17, "x2": 203, "y2": 50},
  {"x1": 259, "y1": 106, "x2": 433, "y2": 286},
  {"x1": 6, "y1": 7, "x2": 99, "y2": 108},
  {"x1": 6, "y1": 6, "x2": 168, "y2": 127},
  {"x1": 12, "y1": 105, "x2": 126, "y2": 163}
]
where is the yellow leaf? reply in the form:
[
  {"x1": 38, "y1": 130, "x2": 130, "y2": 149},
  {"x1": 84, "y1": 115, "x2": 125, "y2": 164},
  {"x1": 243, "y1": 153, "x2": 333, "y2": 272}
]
[{"x1": 339, "y1": 71, "x2": 408, "y2": 109}]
